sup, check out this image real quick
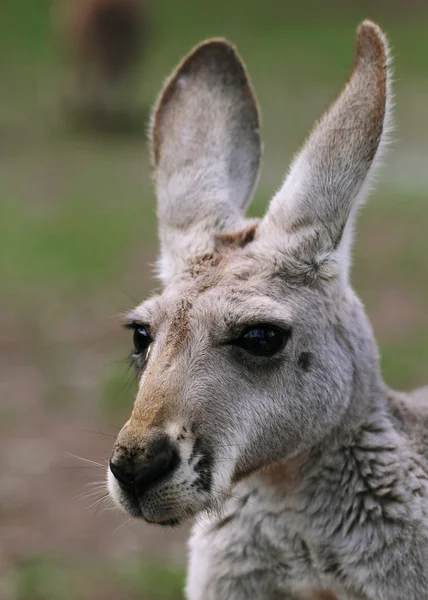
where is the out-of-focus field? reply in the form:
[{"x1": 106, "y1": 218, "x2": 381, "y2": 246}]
[{"x1": 0, "y1": 1, "x2": 427, "y2": 598}]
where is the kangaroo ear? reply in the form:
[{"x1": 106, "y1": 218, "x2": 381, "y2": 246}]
[
  {"x1": 150, "y1": 39, "x2": 261, "y2": 284},
  {"x1": 259, "y1": 21, "x2": 392, "y2": 281}
]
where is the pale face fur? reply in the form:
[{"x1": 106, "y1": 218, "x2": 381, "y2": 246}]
[
  {"x1": 110, "y1": 243, "x2": 382, "y2": 526},
  {"x1": 108, "y1": 21, "x2": 392, "y2": 528}
]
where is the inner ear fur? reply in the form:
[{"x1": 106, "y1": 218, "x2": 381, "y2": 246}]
[
  {"x1": 150, "y1": 39, "x2": 261, "y2": 211},
  {"x1": 149, "y1": 38, "x2": 262, "y2": 285}
]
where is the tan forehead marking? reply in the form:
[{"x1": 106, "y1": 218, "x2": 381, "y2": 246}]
[
  {"x1": 183, "y1": 222, "x2": 260, "y2": 292},
  {"x1": 166, "y1": 296, "x2": 193, "y2": 356},
  {"x1": 186, "y1": 250, "x2": 226, "y2": 293}
]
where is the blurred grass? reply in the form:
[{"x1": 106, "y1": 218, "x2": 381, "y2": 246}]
[
  {"x1": 1, "y1": 0, "x2": 427, "y2": 598},
  {"x1": 9, "y1": 556, "x2": 185, "y2": 600},
  {"x1": 0, "y1": 188, "x2": 151, "y2": 292}
]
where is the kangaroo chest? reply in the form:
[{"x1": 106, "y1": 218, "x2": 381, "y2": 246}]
[{"x1": 188, "y1": 483, "x2": 360, "y2": 600}]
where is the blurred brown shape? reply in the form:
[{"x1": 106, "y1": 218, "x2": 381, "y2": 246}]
[{"x1": 55, "y1": 0, "x2": 147, "y2": 131}]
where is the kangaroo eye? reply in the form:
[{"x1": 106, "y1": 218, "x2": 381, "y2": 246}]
[
  {"x1": 234, "y1": 325, "x2": 289, "y2": 357},
  {"x1": 133, "y1": 325, "x2": 152, "y2": 354}
]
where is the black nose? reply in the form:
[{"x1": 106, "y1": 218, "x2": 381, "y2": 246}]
[{"x1": 110, "y1": 435, "x2": 180, "y2": 495}]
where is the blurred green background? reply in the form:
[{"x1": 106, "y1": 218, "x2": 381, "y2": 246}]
[{"x1": 1, "y1": 1, "x2": 427, "y2": 598}]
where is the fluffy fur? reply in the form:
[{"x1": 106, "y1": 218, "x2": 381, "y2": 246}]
[{"x1": 107, "y1": 21, "x2": 428, "y2": 599}]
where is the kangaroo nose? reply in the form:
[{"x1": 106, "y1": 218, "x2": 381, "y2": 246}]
[{"x1": 109, "y1": 435, "x2": 179, "y2": 495}]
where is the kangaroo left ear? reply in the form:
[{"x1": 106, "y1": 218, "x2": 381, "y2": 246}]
[
  {"x1": 259, "y1": 21, "x2": 392, "y2": 281},
  {"x1": 150, "y1": 38, "x2": 262, "y2": 285}
]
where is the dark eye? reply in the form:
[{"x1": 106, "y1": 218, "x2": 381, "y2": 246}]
[
  {"x1": 133, "y1": 325, "x2": 152, "y2": 354},
  {"x1": 234, "y1": 325, "x2": 289, "y2": 357}
]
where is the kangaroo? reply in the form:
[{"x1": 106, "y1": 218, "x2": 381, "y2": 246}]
[
  {"x1": 107, "y1": 21, "x2": 428, "y2": 600},
  {"x1": 55, "y1": 0, "x2": 146, "y2": 122}
]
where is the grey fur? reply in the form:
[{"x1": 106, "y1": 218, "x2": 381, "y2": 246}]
[{"x1": 107, "y1": 21, "x2": 428, "y2": 600}]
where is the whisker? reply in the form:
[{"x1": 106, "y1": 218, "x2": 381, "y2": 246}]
[
  {"x1": 82, "y1": 489, "x2": 107, "y2": 497},
  {"x1": 210, "y1": 484, "x2": 258, "y2": 508},
  {"x1": 87, "y1": 493, "x2": 111, "y2": 511},
  {"x1": 86, "y1": 481, "x2": 108, "y2": 487},
  {"x1": 65, "y1": 453, "x2": 107, "y2": 469},
  {"x1": 111, "y1": 517, "x2": 132, "y2": 536},
  {"x1": 118, "y1": 288, "x2": 138, "y2": 304},
  {"x1": 80, "y1": 429, "x2": 116, "y2": 440},
  {"x1": 72, "y1": 481, "x2": 109, "y2": 500},
  {"x1": 58, "y1": 466, "x2": 106, "y2": 471}
]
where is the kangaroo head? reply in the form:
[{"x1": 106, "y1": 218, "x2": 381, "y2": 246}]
[{"x1": 108, "y1": 21, "x2": 392, "y2": 525}]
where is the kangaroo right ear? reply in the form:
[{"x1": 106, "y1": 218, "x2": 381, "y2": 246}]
[
  {"x1": 149, "y1": 39, "x2": 261, "y2": 285},
  {"x1": 258, "y1": 21, "x2": 391, "y2": 283}
]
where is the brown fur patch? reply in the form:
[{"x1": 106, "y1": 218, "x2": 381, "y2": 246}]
[
  {"x1": 231, "y1": 453, "x2": 308, "y2": 489},
  {"x1": 132, "y1": 395, "x2": 166, "y2": 427},
  {"x1": 187, "y1": 252, "x2": 223, "y2": 279},
  {"x1": 353, "y1": 21, "x2": 387, "y2": 153},
  {"x1": 315, "y1": 20, "x2": 387, "y2": 176},
  {"x1": 185, "y1": 224, "x2": 259, "y2": 292},
  {"x1": 130, "y1": 385, "x2": 168, "y2": 432},
  {"x1": 259, "y1": 454, "x2": 308, "y2": 493},
  {"x1": 122, "y1": 296, "x2": 195, "y2": 440},
  {"x1": 325, "y1": 20, "x2": 387, "y2": 154},
  {"x1": 185, "y1": 251, "x2": 228, "y2": 294},
  {"x1": 167, "y1": 297, "x2": 193, "y2": 356},
  {"x1": 215, "y1": 222, "x2": 258, "y2": 249}
]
